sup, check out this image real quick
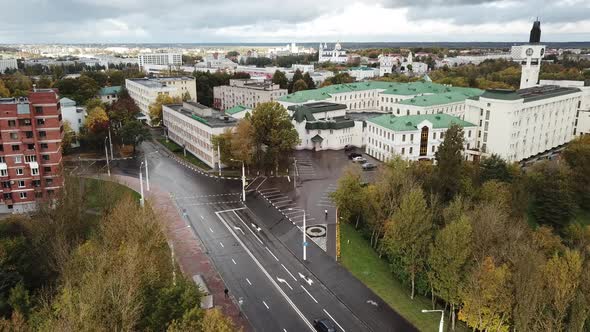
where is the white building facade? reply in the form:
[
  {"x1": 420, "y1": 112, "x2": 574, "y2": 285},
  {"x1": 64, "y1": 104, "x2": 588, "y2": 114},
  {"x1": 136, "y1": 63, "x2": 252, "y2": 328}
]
[
  {"x1": 59, "y1": 97, "x2": 86, "y2": 147},
  {"x1": 318, "y1": 43, "x2": 348, "y2": 64},
  {"x1": 0, "y1": 58, "x2": 18, "y2": 73},
  {"x1": 138, "y1": 53, "x2": 182, "y2": 69},
  {"x1": 366, "y1": 113, "x2": 477, "y2": 162},
  {"x1": 213, "y1": 79, "x2": 287, "y2": 111},
  {"x1": 162, "y1": 102, "x2": 237, "y2": 168},
  {"x1": 346, "y1": 67, "x2": 379, "y2": 80},
  {"x1": 125, "y1": 77, "x2": 197, "y2": 125}
]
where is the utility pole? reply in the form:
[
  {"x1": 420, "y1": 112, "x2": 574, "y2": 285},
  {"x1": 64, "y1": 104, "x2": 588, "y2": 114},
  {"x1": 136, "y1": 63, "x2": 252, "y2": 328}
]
[
  {"x1": 231, "y1": 159, "x2": 246, "y2": 201},
  {"x1": 104, "y1": 137, "x2": 110, "y2": 176},
  {"x1": 218, "y1": 144, "x2": 222, "y2": 176},
  {"x1": 293, "y1": 159, "x2": 297, "y2": 190},
  {"x1": 421, "y1": 310, "x2": 444, "y2": 332},
  {"x1": 145, "y1": 155, "x2": 150, "y2": 191},
  {"x1": 139, "y1": 161, "x2": 145, "y2": 207},
  {"x1": 288, "y1": 207, "x2": 306, "y2": 261},
  {"x1": 108, "y1": 127, "x2": 114, "y2": 160}
]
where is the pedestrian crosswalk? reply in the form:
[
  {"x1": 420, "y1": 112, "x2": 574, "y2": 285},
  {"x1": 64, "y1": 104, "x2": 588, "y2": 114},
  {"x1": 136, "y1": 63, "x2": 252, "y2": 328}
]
[
  {"x1": 294, "y1": 158, "x2": 316, "y2": 178},
  {"x1": 316, "y1": 184, "x2": 337, "y2": 208}
]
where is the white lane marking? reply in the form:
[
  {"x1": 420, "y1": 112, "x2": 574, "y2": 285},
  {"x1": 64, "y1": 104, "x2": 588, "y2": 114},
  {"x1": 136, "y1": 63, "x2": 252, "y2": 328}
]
[
  {"x1": 215, "y1": 211, "x2": 314, "y2": 331},
  {"x1": 234, "y1": 226, "x2": 245, "y2": 235},
  {"x1": 263, "y1": 301, "x2": 270, "y2": 310},
  {"x1": 323, "y1": 309, "x2": 345, "y2": 332},
  {"x1": 301, "y1": 285, "x2": 318, "y2": 304},
  {"x1": 255, "y1": 177, "x2": 267, "y2": 190},
  {"x1": 281, "y1": 264, "x2": 297, "y2": 281},
  {"x1": 283, "y1": 329, "x2": 287, "y2": 332},
  {"x1": 277, "y1": 277, "x2": 293, "y2": 290},
  {"x1": 246, "y1": 278, "x2": 252, "y2": 286},
  {"x1": 266, "y1": 246, "x2": 279, "y2": 261},
  {"x1": 316, "y1": 204, "x2": 335, "y2": 207},
  {"x1": 233, "y1": 211, "x2": 264, "y2": 244},
  {"x1": 272, "y1": 199, "x2": 292, "y2": 204},
  {"x1": 298, "y1": 273, "x2": 314, "y2": 286},
  {"x1": 200, "y1": 215, "x2": 204, "y2": 219},
  {"x1": 232, "y1": 258, "x2": 237, "y2": 265},
  {"x1": 219, "y1": 242, "x2": 224, "y2": 248},
  {"x1": 258, "y1": 187, "x2": 279, "y2": 193},
  {"x1": 209, "y1": 227, "x2": 214, "y2": 233},
  {"x1": 216, "y1": 207, "x2": 247, "y2": 213}
]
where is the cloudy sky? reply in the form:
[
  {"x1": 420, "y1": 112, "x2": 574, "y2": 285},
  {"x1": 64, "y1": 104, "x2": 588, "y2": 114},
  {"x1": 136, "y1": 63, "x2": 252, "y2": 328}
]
[{"x1": 0, "y1": 0, "x2": 589, "y2": 43}]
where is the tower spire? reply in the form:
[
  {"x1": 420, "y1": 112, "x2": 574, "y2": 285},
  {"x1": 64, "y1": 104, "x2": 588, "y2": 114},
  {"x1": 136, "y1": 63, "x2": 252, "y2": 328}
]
[{"x1": 529, "y1": 19, "x2": 541, "y2": 43}]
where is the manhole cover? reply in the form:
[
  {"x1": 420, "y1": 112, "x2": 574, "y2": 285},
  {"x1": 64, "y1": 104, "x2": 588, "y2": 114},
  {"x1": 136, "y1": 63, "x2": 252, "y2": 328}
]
[{"x1": 306, "y1": 225, "x2": 326, "y2": 238}]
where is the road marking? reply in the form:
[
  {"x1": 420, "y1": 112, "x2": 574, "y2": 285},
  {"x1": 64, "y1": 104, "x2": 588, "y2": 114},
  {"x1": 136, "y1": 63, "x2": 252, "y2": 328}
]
[
  {"x1": 234, "y1": 226, "x2": 245, "y2": 235},
  {"x1": 263, "y1": 301, "x2": 270, "y2": 310},
  {"x1": 259, "y1": 187, "x2": 279, "y2": 193},
  {"x1": 272, "y1": 199, "x2": 292, "y2": 205},
  {"x1": 266, "y1": 246, "x2": 279, "y2": 261},
  {"x1": 277, "y1": 277, "x2": 293, "y2": 290},
  {"x1": 323, "y1": 309, "x2": 345, "y2": 332},
  {"x1": 255, "y1": 177, "x2": 268, "y2": 190},
  {"x1": 298, "y1": 272, "x2": 314, "y2": 286},
  {"x1": 232, "y1": 258, "x2": 237, "y2": 265},
  {"x1": 301, "y1": 285, "x2": 318, "y2": 304},
  {"x1": 316, "y1": 203, "x2": 335, "y2": 207},
  {"x1": 246, "y1": 278, "x2": 252, "y2": 286},
  {"x1": 219, "y1": 242, "x2": 224, "y2": 248},
  {"x1": 283, "y1": 210, "x2": 302, "y2": 215},
  {"x1": 216, "y1": 207, "x2": 247, "y2": 213},
  {"x1": 215, "y1": 210, "x2": 315, "y2": 330},
  {"x1": 201, "y1": 215, "x2": 204, "y2": 219},
  {"x1": 281, "y1": 264, "x2": 297, "y2": 281},
  {"x1": 209, "y1": 227, "x2": 214, "y2": 233},
  {"x1": 233, "y1": 211, "x2": 263, "y2": 244}
]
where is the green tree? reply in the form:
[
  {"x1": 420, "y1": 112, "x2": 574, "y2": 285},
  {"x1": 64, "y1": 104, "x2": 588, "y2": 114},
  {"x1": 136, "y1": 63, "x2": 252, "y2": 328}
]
[
  {"x1": 331, "y1": 166, "x2": 365, "y2": 226},
  {"x1": 383, "y1": 187, "x2": 433, "y2": 299},
  {"x1": 303, "y1": 72, "x2": 316, "y2": 89},
  {"x1": 428, "y1": 216, "x2": 472, "y2": 330},
  {"x1": 292, "y1": 79, "x2": 308, "y2": 92},
  {"x1": 562, "y1": 135, "x2": 590, "y2": 210},
  {"x1": 288, "y1": 69, "x2": 304, "y2": 92},
  {"x1": 36, "y1": 75, "x2": 53, "y2": 89},
  {"x1": 120, "y1": 120, "x2": 151, "y2": 153},
  {"x1": 250, "y1": 102, "x2": 299, "y2": 173},
  {"x1": 479, "y1": 154, "x2": 512, "y2": 183},
  {"x1": 211, "y1": 128, "x2": 234, "y2": 166},
  {"x1": 7, "y1": 282, "x2": 31, "y2": 318},
  {"x1": 434, "y1": 124, "x2": 465, "y2": 201},
  {"x1": 459, "y1": 257, "x2": 513, "y2": 331},
  {"x1": 85, "y1": 98, "x2": 104, "y2": 111},
  {"x1": 148, "y1": 94, "x2": 181, "y2": 126},
  {"x1": 230, "y1": 118, "x2": 255, "y2": 168},
  {"x1": 109, "y1": 94, "x2": 140, "y2": 125},
  {"x1": 61, "y1": 121, "x2": 76, "y2": 154}
]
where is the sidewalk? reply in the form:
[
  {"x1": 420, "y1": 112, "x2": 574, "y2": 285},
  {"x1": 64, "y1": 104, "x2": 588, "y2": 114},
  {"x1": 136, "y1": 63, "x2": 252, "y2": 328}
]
[{"x1": 94, "y1": 174, "x2": 250, "y2": 331}]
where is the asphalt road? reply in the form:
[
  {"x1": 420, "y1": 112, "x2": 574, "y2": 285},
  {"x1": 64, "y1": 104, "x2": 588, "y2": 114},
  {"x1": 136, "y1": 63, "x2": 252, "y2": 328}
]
[{"x1": 114, "y1": 140, "x2": 416, "y2": 332}]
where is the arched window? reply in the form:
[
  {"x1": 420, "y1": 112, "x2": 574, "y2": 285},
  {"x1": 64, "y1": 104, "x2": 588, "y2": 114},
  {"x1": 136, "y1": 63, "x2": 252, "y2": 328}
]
[{"x1": 420, "y1": 126, "x2": 429, "y2": 156}]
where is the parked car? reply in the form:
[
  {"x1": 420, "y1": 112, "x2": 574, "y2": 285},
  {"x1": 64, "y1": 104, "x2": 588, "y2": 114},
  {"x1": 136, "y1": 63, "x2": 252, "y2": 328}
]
[
  {"x1": 347, "y1": 152, "x2": 362, "y2": 160},
  {"x1": 362, "y1": 162, "x2": 377, "y2": 170},
  {"x1": 344, "y1": 145, "x2": 355, "y2": 152},
  {"x1": 352, "y1": 156, "x2": 367, "y2": 163},
  {"x1": 313, "y1": 318, "x2": 336, "y2": 332}
]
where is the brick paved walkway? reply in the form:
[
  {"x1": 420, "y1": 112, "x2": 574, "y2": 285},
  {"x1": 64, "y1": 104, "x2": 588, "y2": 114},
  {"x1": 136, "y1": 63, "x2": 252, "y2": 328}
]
[{"x1": 94, "y1": 174, "x2": 250, "y2": 331}]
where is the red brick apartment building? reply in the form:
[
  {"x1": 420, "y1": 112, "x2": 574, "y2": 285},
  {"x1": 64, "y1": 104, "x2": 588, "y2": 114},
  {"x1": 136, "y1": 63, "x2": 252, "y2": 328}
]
[{"x1": 0, "y1": 89, "x2": 63, "y2": 213}]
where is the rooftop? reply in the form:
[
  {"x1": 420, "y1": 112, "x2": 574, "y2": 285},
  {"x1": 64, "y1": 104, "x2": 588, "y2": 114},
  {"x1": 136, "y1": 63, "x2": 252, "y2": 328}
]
[
  {"x1": 60, "y1": 97, "x2": 76, "y2": 106},
  {"x1": 127, "y1": 77, "x2": 194, "y2": 89},
  {"x1": 164, "y1": 101, "x2": 237, "y2": 128},
  {"x1": 288, "y1": 102, "x2": 347, "y2": 122},
  {"x1": 397, "y1": 88, "x2": 484, "y2": 107},
  {"x1": 99, "y1": 86, "x2": 122, "y2": 96},
  {"x1": 368, "y1": 113, "x2": 476, "y2": 132},
  {"x1": 225, "y1": 105, "x2": 249, "y2": 115},
  {"x1": 475, "y1": 85, "x2": 581, "y2": 103},
  {"x1": 279, "y1": 81, "x2": 482, "y2": 104}
]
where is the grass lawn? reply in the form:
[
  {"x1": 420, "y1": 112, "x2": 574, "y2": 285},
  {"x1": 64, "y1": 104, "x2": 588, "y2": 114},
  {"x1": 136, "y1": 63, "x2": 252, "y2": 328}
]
[
  {"x1": 156, "y1": 138, "x2": 211, "y2": 170},
  {"x1": 573, "y1": 209, "x2": 590, "y2": 226},
  {"x1": 84, "y1": 178, "x2": 141, "y2": 211},
  {"x1": 340, "y1": 222, "x2": 469, "y2": 332}
]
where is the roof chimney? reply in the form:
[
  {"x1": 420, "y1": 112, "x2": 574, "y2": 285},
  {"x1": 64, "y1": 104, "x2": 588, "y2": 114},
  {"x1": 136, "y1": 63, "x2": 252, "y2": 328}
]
[{"x1": 529, "y1": 19, "x2": 541, "y2": 43}]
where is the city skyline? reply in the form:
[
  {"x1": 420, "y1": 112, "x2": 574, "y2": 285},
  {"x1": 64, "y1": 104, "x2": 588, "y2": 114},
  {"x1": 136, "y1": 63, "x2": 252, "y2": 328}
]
[{"x1": 1, "y1": 0, "x2": 589, "y2": 43}]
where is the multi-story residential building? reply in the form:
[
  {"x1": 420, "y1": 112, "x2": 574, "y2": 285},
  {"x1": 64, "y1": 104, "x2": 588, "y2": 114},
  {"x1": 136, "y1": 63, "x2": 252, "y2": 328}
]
[
  {"x1": 162, "y1": 101, "x2": 237, "y2": 168},
  {"x1": 346, "y1": 67, "x2": 379, "y2": 80},
  {"x1": 125, "y1": 77, "x2": 196, "y2": 125},
  {"x1": 0, "y1": 89, "x2": 63, "y2": 213},
  {"x1": 213, "y1": 79, "x2": 287, "y2": 111},
  {"x1": 365, "y1": 113, "x2": 477, "y2": 162},
  {"x1": 0, "y1": 58, "x2": 18, "y2": 73},
  {"x1": 540, "y1": 80, "x2": 590, "y2": 136},
  {"x1": 138, "y1": 53, "x2": 182, "y2": 69},
  {"x1": 292, "y1": 64, "x2": 314, "y2": 74},
  {"x1": 464, "y1": 85, "x2": 581, "y2": 162},
  {"x1": 59, "y1": 97, "x2": 85, "y2": 147},
  {"x1": 98, "y1": 86, "x2": 122, "y2": 105}
]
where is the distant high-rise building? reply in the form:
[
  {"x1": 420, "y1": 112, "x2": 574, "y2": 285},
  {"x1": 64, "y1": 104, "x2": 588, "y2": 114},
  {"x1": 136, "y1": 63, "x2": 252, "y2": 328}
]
[
  {"x1": 0, "y1": 58, "x2": 18, "y2": 73},
  {"x1": 138, "y1": 53, "x2": 182, "y2": 69},
  {"x1": 0, "y1": 89, "x2": 64, "y2": 213}
]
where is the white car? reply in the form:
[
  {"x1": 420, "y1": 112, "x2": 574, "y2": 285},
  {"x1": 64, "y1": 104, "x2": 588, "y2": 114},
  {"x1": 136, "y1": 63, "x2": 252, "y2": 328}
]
[{"x1": 352, "y1": 156, "x2": 367, "y2": 163}]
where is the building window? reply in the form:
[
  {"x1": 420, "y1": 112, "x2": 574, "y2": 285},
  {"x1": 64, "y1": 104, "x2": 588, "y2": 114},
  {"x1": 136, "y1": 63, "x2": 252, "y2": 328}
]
[
  {"x1": 468, "y1": 130, "x2": 471, "y2": 138},
  {"x1": 42, "y1": 155, "x2": 50, "y2": 161},
  {"x1": 485, "y1": 110, "x2": 490, "y2": 120},
  {"x1": 401, "y1": 148, "x2": 405, "y2": 155},
  {"x1": 44, "y1": 167, "x2": 51, "y2": 173},
  {"x1": 19, "y1": 192, "x2": 27, "y2": 199},
  {"x1": 16, "y1": 168, "x2": 23, "y2": 175},
  {"x1": 32, "y1": 180, "x2": 40, "y2": 187},
  {"x1": 35, "y1": 106, "x2": 43, "y2": 114},
  {"x1": 18, "y1": 180, "x2": 25, "y2": 188},
  {"x1": 483, "y1": 132, "x2": 488, "y2": 143},
  {"x1": 41, "y1": 143, "x2": 48, "y2": 149},
  {"x1": 402, "y1": 134, "x2": 406, "y2": 142},
  {"x1": 14, "y1": 156, "x2": 22, "y2": 163},
  {"x1": 3, "y1": 193, "x2": 11, "y2": 200},
  {"x1": 46, "y1": 178, "x2": 53, "y2": 186},
  {"x1": 409, "y1": 147, "x2": 413, "y2": 154},
  {"x1": 11, "y1": 145, "x2": 19, "y2": 151},
  {"x1": 39, "y1": 131, "x2": 47, "y2": 137},
  {"x1": 27, "y1": 144, "x2": 35, "y2": 150},
  {"x1": 2, "y1": 181, "x2": 10, "y2": 188},
  {"x1": 31, "y1": 168, "x2": 39, "y2": 176},
  {"x1": 433, "y1": 132, "x2": 436, "y2": 139},
  {"x1": 10, "y1": 133, "x2": 18, "y2": 139},
  {"x1": 432, "y1": 145, "x2": 435, "y2": 153},
  {"x1": 0, "y1": 170, "x2": 7, "y2": 177},
  {"x1": 410, "y1": 134, "x2": 414, "y2": 141},
  {"x1": 8, "y1": 120, "x2": 16, "y2": 127},
  {"x1": 25, "y1": 155, "x2": 36, "y2": 162},
  {"x1": 36, "y1": 118, "x2": 45, "y2": 125}
]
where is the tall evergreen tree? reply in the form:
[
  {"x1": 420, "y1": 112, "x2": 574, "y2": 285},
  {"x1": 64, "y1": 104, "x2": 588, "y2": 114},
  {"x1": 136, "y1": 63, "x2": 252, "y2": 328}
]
[{"x1": 434, "y1": 124, "x2": 465, "y2": 201}]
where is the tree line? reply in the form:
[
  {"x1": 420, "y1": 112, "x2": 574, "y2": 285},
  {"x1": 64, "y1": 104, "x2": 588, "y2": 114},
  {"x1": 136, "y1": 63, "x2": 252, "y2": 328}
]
[
  {"x1": 212, "y1": 101, "x2": 299, "y2": 175},
  {"x1": 0, "y1": 177, "x2": 236, "y2": 331},
  {"x1": 332, "y1": 126, "x2": 590, "y2": 331}
]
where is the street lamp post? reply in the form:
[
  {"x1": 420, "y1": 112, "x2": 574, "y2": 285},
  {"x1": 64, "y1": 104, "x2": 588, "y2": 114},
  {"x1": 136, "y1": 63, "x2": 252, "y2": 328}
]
[
  {"x1": 139, "y1": 161, "x2": 145, "y2": 207},
  {"x1": 104, "y1": 137, "x2": 110, "y2": 176},
  {"x1": 108, "y1": 127, "x2": 114, "y2": 160},
  {"x1": 288, "y1": 207, "x2": 307, "y2": 261},
  {"x1": 145, "y1": 155, "x2": 150, "y2": 191},
  {"x1": 293, "y1": 159, "x2": 297, "y2": 190},
  {"x1": 421, "y1": 310, "x2": 444, "y2": 332},
  {"x1": 231, "y1": 159, "x2": 246, "y2": 202},
  {"x1": 218, "y1": 144, "x2": 222, "y2": 177}
]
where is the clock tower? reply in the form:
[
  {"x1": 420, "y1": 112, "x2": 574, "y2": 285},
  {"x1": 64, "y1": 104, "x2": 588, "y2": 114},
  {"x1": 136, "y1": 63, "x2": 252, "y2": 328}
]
[{"x1": 511, "y1": 19, "x2": 545, "y2": 89}]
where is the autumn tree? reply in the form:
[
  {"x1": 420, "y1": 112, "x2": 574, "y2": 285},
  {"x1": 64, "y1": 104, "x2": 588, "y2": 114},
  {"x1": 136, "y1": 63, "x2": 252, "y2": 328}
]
[
  {"x1": 211, "y1": 128, "x2": 234, "y2": 166},
  {"x1": 61, "y1": 121, "x2": 76, "y2": 154},
  {"x1": 428, "y1": 216, "x2": 472, "y2": 329},
  {"x1": 292, "y1": 79, "x2": 308, "y2": 92},
  {"x1": 303, "y1": 72, "x2": 316, "y2": 89},
  {"x1": 120, "y1": 120, "x2": 151, "y2": 153},
  {"x1": 148, "y1": 94, "x2": 181, "y2": 126},
  {"x1": 562, "y1": 135, "x2": 590, "y2": 210},
  {"x1": 249, "y1": 102, "x2": 299, "y2": 173},
  {"x1": 434, "y1": 124, "x2": 465, "y2": 201},
  {"x1": 331, "y1": 166, "x2": 365, "y2": 226},
  {"x1": 0, "y1": 79, "x2": 11, "y2": 97},
  {"x1": 459, "y1": 257, "x2": 513, "y2": 331},
  {"x1": 383, "y1": 187, "x2": 433, "y2": 299},
  {"x1": 230, "y1": 118, "x2": 255, "y2": 168}
]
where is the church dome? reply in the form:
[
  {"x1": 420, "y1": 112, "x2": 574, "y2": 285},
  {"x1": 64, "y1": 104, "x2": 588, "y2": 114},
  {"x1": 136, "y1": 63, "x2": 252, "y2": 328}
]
[{"x1": 335, "y1": 42, "x2": 342, "y2": 50}]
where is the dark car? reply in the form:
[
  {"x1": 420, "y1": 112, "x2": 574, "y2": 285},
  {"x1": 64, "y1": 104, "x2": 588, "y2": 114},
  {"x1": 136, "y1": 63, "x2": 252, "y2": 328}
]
[
  {"x1": 347, "y1": 152, "x2": 362, "y2": 160},
  {"x1": 344, "y1": 145, "x2": 355, "y2": 152},
  {"x1": 362, "y1": 162, "x2": 377, "y2": 170},
  {"x1": 313, "y1": 318, "x2": 336, "y2": 332}
]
